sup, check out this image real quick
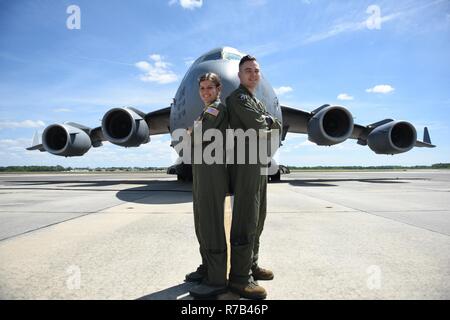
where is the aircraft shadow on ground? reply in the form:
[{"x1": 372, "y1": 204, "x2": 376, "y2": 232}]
[
  {"x1": 4, "y1": 179, "x2": 193, "y2": 205},
  {"x1": 282, "y1": 177, "x2": 426, "y2": 187},
  {"x1": 3, "y1": 177, "x2": 428, "y2": 204},
  {"x1": 4, "y1": 179, "x2": 183, "y2": 187},
  {"x1": 116, "y1": 183, "x2": 193, "y2": 205}
]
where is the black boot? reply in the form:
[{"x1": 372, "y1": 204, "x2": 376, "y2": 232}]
[{"x1": 185, "y1": 264, "x2": 207, "y2": 282}]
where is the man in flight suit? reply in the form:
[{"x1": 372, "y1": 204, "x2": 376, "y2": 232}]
[{"x1": 226, "y1": 55, "x2": 281, "y2": 300}]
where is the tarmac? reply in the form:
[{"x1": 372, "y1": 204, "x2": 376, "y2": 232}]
[{"x1": 0, "y1": 170, "x2": 449, "y2": 300}]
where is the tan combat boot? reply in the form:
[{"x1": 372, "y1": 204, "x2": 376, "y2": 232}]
[
  {"x1": 252, "y1": 266, "x2": 274, "y2": 281},
  {"x1": 228, "y1": 281, "x2": 267, "y2": 300}
]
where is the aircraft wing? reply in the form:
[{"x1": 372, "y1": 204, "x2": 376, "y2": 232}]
[
  {"x1": 144, "y1": 106, "x2": 171, "y2": 135},
  {"x1": 27, "y1": 106, "x2": 171, "y2": 156},
  {"x1": 280, "y1": 105, "x2": 311, "y2": 135},
  {"x1": 280, "y1": 104, "x2": 435, "y2": 154}
]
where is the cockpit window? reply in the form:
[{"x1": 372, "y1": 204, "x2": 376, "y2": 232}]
[
  {"x1": 202, "y1": 51, "x2": 222, "y2": 62},
  {"x1": 223, "y1": 52, "x2": 242, "y2": 61}
]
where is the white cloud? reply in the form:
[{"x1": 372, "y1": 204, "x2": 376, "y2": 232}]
[
  {"x1": 0, "y1": 138, "x2": 32, "y2": 147},
  {"x1": 337, "y1": 93, "x2": 354, "y2": 101},
  {"x1": 169, "y1": 0, "x2": 203, "y2": 10},
  {"x1": 0, "y1": 120, "x2": 45, "y2": 130},
  {"x1": 303, "y1": 20, "x2": 366, "y2": 44},
  {"x1": 365, "y1": 84, "x2": 395, "y2": 94},
  {"x1": 301, "y1": 4, "x2": 416, "y2": 45},
  {"x1": 135, "y1": 54, "x2": 178, "y2": 84},
  {"x1": 274, "y1": 86, "x2": 293, "y2": 96},
  {"x1": 304, "y1": 1, "x2": 447, "y2": 45},
  {"x1": 181, "y1": 0, "x2": 203, "y2": 9}
]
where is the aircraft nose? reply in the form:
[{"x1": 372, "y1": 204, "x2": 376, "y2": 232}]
[
  {"x1": 216, "y1": 69, "x2": 240, "y2": 99},
  {"x1": 189, "y1": 60, "x2": 240, "y2": 102}
]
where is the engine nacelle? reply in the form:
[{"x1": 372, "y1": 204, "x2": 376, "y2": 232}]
[
  {"x1": 307, "y1": 105, "x2": 354, "y2": 145},
  {"x1": 367, "y1": 121, "x2": 417, "y2": 154},
  {"x1": 42, "y1": 124, "x2": 91, "y2": 156},
  {"x1": 101, "y1": 108, "x2": 150, "y2": 147}
]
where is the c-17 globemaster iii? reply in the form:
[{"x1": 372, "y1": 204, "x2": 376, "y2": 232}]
[{"x1": 27, "y1": 47, "x2": 435, "y2": 181}]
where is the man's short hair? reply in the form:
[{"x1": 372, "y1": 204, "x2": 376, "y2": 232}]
[{"x1": 239, "y1": 55, "x2": 257, "y2": 68}]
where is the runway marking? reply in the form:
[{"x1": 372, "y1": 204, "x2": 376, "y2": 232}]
[
  {"x1": 0, "y1": 212, "x2": 94, "y2": 242},
  {"x1": 225, "y1": 196, "x2": 232, "y2": 277}
]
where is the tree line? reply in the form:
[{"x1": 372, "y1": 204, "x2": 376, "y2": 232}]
[
  {"x1": 0, "y1": 164, "x2": 449, "y2": 172},
  {"x1": 0, "y1": 166, "x2": 167, "y2": 172}
]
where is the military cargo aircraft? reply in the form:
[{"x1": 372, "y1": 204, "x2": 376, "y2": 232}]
[{"x1": 27, "y1": 47, "x2": 435, "y2": 181}]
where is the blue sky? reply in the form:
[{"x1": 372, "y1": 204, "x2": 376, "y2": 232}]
[{"x1": 0, "y1": 0, "x2": 449, "y2": 167}]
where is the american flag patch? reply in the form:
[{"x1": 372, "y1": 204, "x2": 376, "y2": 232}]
[{"x1": 205, "y1": 107, "x2": 219, "y2": 117}]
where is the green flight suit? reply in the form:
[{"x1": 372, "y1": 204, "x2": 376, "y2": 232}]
[
  {"x1": 191, "y1": 99, "x2": 229, "y2": 286},
  {"x1": 226, "y1": 85, "x2": 281, "y2": 285}
]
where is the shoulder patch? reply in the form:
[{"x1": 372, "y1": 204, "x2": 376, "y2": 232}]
[
  {"x1": 239, "y1": 94, "x2": 248, "y2": 101},
  {"x1": 205, "y1": 107, "x2": 219, "y2": 117}
]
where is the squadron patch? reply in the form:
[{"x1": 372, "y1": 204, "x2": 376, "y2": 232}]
[
  {"x1": 205, "y1": 107, "x2": 219, "y2": 117},
  {"x1": 239, "y1": 94, "x2": 248, "y2": 101}
]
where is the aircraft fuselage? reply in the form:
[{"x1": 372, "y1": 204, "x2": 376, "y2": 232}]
[{"x1": 169, "y1": 47, "x2": 282, "y2": 134}]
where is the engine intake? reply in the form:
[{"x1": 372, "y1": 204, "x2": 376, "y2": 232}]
[
  {"x1": 102, "y1": 108, "x2": 150, "y2": 147},
  {"x1": 42, "y1": 124, "x2": 91, "y2": 156},
  {"x1": 367, "y1": 121, "x2": 417, "y2": 154},
  {"x1": 307, "y1": 105, "x2": 354, "y2": 145}
]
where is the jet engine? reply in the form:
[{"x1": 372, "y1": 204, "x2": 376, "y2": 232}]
[
  {"x1": 42, "y1": 124, "x2": 91, "y2": 156},
  {"x1": 307, "y1": 105, "x2": 354, "y2": 145},
  {"x1": 101, "y1": 107, "x2": 150, "y2": 147},
  {"x1": 367, "y1": 121, "x2": 417, "y2": 154}
]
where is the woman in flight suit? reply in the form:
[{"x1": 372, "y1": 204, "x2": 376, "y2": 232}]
[{"x1": 186, "y1": 73, "x2": 229, "y2": 298}]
